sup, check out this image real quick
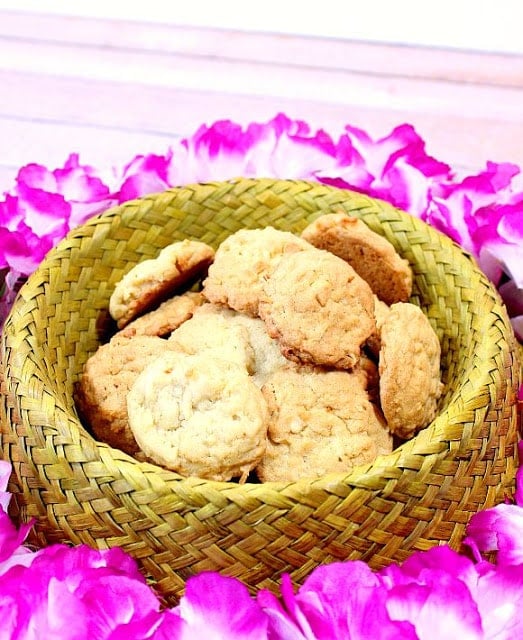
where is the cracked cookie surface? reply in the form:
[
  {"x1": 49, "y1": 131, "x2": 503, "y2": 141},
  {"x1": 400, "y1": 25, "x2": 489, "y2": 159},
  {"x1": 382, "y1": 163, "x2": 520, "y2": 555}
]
[
  {"x1": 259, "y1": 248, "x2": 376, "y2": 369},
  {"x1": 257, "y1": 364, "x2": 392, "y2": 482}
]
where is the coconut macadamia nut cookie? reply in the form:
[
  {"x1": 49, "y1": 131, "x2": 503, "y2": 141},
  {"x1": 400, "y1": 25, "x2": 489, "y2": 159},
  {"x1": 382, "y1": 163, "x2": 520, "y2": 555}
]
[
  {"x1": 74, "y1": 335, "x2": 173, "y2": 455},
  {"x1": 109, "y1": 239, "x2": 214, "y2": 328},
  {"x1": 127, "y1": 353, "x2": 268, "y2": 481},
  {"x1": 259, "y1": 248, "x2": 375, "y2": 369},
  {"x1": 168, "y1": 307, "x2": 256, "y2": 373},
  {"x1": 301, "y1": 212, "x2": 412, "y2": 305},
  {"x1": 379, "y1": 302, "x2": 444, "y2": 438},
  {"x1": 194, "y1": 303, "x2": 288, "y2": 387},
  {"x1": 257, "y1": 365, "x2": 392, "y2": 482},
  {"x1": 202, "y1": 227, "x2": 312, "y2": 316},
  {"x1": 117, "y1": 291, "x2": 205, "y2": 338}
]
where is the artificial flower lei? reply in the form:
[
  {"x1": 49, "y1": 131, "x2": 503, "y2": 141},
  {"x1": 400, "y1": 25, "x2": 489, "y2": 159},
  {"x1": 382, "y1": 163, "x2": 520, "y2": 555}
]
[
  {"x1": 0, "y1": 114, "x2": 522, "y2": 638},
  {"x1": 1, "y1": 114, "x2": 522, "y2": 336}
]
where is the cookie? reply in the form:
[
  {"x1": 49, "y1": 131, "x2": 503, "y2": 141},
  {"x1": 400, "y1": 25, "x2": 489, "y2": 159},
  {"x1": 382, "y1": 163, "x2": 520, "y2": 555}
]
[
  {"x1": 109, "y1": 239, "x2": 215, "y2": 328},
  {"x1": 117, "y1": 291, "x2": 205, "y2": 338},
  {"x1": 168, "y1": 305, "x2": 256, "y2": 373},
  {"x1": 74, "y1": 335, "x2": 171, "y2": 455},
  {"x1": 194, "y1": 303, "x2": 288, "y2": 386},
  {"x1": 256, "y1": 365, "x2": 392, "y2": 482},
  {"x1": 378, "y1": 302, "x2": 444, "y2": 438},
  {"x1": 258, "y1": 248, "x2": 375, "y2": 369},
  {"x1": 127, "y1": 352, "x2": 269, "y2": 482},
  {"x1": 366, "y1": 295, "x2": 391, "y2": 357},
  {"x1": 301, "y1": 212, "x2": 412, "y2": 305},
  {"x1": 202, "y1": 227, "x2": 312, "y2": 316}
]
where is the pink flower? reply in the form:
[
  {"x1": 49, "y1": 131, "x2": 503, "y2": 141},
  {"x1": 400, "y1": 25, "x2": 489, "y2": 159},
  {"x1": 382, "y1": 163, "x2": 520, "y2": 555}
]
[
  {"x1": 381, "y1": 547, "x2": 484, "y2": 638},
  {"x1": 175, "y1": 572, "x2": 268, "y2": 639},
  {"x1": 427, "y1": 162, "x2": 522, "y2": 272},
  {"x1": 118, "y1": 114, "x2": 340, "y2": 201},
  {"x1": 0, "y1": 155, "x2": 117, "y2": 327},
  {"x1": 473, "y1": 562, "x2": 523, "y2": 639},
  {"x1": 15, "y1": 155, "x2": 117, "y2": 230},
  {"x1": 260, "y1": 546, "x2": 523, "y2": 639},
  {"x1": 0, "y1": 155, "x2": 116, "y2": 275},
  {"x1": 118, "y1": 153, "x2": 173, "y2": 203},
  {"x1": 0, "y1": 544, "x2": 175, "y2": 639},
  {"x1": 259, "y1": 563, "x2": 417, "y2": 639},
  {"x1": 319, "y1": 123, "x2": 452, "y2": 216}
]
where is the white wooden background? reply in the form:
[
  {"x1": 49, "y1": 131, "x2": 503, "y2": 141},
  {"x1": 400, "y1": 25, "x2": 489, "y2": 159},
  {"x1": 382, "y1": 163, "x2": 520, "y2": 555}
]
[{"x1": 2, "y1": 1, "x2": 523, "y2": 193}]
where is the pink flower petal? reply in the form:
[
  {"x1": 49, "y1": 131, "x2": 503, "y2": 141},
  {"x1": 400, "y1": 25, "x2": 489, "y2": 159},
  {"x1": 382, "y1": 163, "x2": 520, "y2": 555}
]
[
  {"x1": 0, "y1": 509, "x2": 35, "y2": 575},
  {"x1": 177, "y1": 572, "x2": 268, "y2": 639},
  {"x1": 465, "y1": 503, "x2": 523, "y2": 566},
  {"x1": 0, "y1": 224, "x2": 56, "y2": 273},
  {"x1": 326, "y1": 123, "x2": 451, "y2": 216},
  {"x1": 474, "y1": 562, "x2": 523, "y2": 639},
  {"x1": 385, "y1": 578, "x2": 483, "y2": 639},
  {"x1": 261, "y1": 563, "x2": 417, "y2": 639},
  {"x1": 0, "y1": 543, "x2": 168, "y2": 639},
  {"x1": 118, "y1": 156, "x2": 171, "y2": 202},
  {"x1": 379, "y1": 548, "x2": 487, "y2": 638}
]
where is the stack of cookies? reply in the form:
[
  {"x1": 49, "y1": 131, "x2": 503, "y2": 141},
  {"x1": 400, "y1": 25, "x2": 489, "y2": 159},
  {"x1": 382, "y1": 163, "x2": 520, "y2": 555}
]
[{"x1": 75, "y1": 213, "x2": 443, "y2": 483}]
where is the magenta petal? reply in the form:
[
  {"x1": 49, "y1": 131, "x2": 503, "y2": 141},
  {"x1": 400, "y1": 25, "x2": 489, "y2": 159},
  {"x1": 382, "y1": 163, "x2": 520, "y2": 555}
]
[
  {"x1": 293, "y1": 562, "x2": 417, "y2": 639},
  {"x1": 16, "y1": 162, "x2": 58, "y2": 192},
  {"x1": 0, "y1": 507, "x2": 35, "y2": 575},
  {"x1": 13, "y1": 183, "x2": 70, "y2": 238},
  {"x1": 465, "y1": 503, "x2": 523, "y2": 566},
  {"x1": 386, "y1": 576, "x2": 483, "y2": 639},
  {"x1": 118, "y1": 172, "x2": 170, "y2": 203},
  {"x1": 152, "y1": 609, "x2": 186, "y2": 639},
  {"x1": 474, "y1": 562, "x2": 523, "y2": 638},
  {"x1": 0, "y1": 225, "x2": 55, "y2": 273},
  {"x1": 178, "y1": 572, "x2": 268, "y2": 639},
  {"x1": 381, "y1": 545, "x2": 478, "y2": 590},
  {"x1": 70, "y1": 574, "x2": 165, "y2": 639},
  {"x1": 0, "y1": 543, "x2": 166, "y2": 639},
  {"x1": 258, "y1": 581, "x2": 310, "y2": 640}
]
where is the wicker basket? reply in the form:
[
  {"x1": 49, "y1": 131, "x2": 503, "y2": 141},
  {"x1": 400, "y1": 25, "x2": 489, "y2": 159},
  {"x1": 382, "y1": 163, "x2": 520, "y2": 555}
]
[{"x1": 1, "y1": 178, "x2": 521, "y2": 603}]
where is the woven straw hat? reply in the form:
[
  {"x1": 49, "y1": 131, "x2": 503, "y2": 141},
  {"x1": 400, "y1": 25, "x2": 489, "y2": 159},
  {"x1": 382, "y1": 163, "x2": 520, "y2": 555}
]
[{"x1": 1, "y1": 179, "x2": 521, "y2": 603}]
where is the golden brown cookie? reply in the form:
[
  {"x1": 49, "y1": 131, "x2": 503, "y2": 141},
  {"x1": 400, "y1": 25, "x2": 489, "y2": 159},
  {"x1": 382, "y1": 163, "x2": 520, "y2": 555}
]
[
  {"x1": 74, "y1": 335, "x2": 171, "y2": 455},
  {"x1": 117, "y1": 291, "x2": 205, "y2": 338},
  {"x1": 258, "y1": 248, "x2": 375, "y2": 369},
  {"x1": 366, "y1": 295, "x2": 391, "y2": 357},
  {"x1": 378, "y1": 302, "x2": 443, "y2": 438},
  {"x1": 109, "y1": 239, "x2": 214, "y2": 328},
  {"x1": 301, "y1": 212, "x2": 412, "y2": 305},
  {"x1": 256, "y1": 365, "x2": 392, "y2": 482},
  {"x1": 127, "y1": 352, "x2": 269, "y2": 481},
  {"x1": 202, "y1": 227, "x2": 312, "y2": 316}
]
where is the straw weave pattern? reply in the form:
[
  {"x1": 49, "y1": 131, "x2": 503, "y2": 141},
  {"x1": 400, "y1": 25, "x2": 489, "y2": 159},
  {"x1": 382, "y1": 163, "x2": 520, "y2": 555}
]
[{"x1": 1, "y1": 178, "x2": 521, "y2": 603}]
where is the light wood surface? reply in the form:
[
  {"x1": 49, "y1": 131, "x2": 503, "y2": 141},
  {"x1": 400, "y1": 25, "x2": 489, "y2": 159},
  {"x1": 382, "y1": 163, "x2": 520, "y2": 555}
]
[{"x1": 2, "y1": 6, "x2": 523, "y2": 193}]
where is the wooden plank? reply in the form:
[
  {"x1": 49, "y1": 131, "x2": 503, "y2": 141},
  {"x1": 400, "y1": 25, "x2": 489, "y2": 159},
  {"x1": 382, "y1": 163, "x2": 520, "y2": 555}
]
[
  {"x1": 3, "y1": 1, "x2": 523, "y2": 54},
  {"x1": 1, "y1": 10, "x2": 523, "y2": 88},
  {"x1": 2, "y1": 36, "x2": 523, "y2": 124}
]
